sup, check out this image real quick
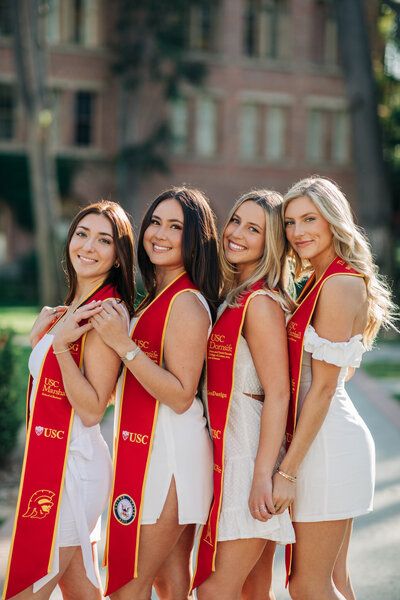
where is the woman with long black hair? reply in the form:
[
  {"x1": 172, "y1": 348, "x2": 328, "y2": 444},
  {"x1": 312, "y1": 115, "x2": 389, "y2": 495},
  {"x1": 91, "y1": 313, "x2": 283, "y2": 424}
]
[{"x1": 92, "y1": 187, "x2": 219, "y2": 600}]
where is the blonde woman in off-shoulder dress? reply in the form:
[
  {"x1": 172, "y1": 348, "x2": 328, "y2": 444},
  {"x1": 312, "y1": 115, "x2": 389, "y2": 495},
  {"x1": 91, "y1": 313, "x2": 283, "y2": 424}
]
[{"x1": 272, "y1": 177, "x2": 397, "y2": 600}]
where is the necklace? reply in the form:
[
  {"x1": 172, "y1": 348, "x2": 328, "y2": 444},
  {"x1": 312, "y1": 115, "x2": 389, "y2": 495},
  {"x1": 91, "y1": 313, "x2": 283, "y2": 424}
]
[{"x1": 62, "y1": 293, "x2": 89, "y2": 322}]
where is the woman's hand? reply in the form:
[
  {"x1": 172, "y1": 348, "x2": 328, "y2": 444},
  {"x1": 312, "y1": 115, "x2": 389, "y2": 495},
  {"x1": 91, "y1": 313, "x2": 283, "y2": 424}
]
[
  {"x1": 272, "y1": 470, "x2": 296, "y2": 514},
  {"x1": 30, "y1": 305, "x2": 66, "y2": 348},
  {"x1": 249, "y1": 473, "x2": 275, "y2": 522},
  {"x1": 52, "y1": 301, "x2": 103, "y2": 352},
  {"x1": 90, "y1": 300, "x2": 129, "y2": 353}
]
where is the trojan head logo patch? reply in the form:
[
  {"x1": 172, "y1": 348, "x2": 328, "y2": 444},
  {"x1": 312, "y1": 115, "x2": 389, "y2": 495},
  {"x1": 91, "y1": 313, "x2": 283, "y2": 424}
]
[
  {"x1": 22, "y1": 489, "x2": 55, "y2": 519},
  {"x1": 113, "y1": 494, "x2": 136, "y2": 526}
]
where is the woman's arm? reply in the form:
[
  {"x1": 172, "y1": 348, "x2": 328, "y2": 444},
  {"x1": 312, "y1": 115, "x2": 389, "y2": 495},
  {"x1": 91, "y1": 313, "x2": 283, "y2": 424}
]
[
  {"x1": 245, "y1": 295, "x2": 291, "y2": 520},
  {"x1": 52, "y1": 302, "x2": 122, "y2": 427},
  {"x1": 92, "y1": 293, "x2": 210, "y2": 414},
  {"x1": 272, "y1": 275, "x2": 365, "y2": 513}
]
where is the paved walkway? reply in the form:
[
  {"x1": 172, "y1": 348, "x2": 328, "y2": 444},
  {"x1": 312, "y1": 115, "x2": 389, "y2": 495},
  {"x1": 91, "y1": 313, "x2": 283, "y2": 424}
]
[{"x1": 1, "y1": 369, "x2": 399, "y2": 599}]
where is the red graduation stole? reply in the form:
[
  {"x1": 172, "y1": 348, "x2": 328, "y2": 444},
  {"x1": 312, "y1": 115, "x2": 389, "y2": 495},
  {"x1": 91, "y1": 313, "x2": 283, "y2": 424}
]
[
  {"x1": 191, "y1": 280, "x2": 264, "y2": 591},
  {"x1": 104, "y1": 272, "x2": 198, "y2": 596},
  {"x1": 284, "y1": 256, "x2": 363, "y2": 582},
  {"x1": 3, "y1": 283, "x2": 120, "y2": 600}
]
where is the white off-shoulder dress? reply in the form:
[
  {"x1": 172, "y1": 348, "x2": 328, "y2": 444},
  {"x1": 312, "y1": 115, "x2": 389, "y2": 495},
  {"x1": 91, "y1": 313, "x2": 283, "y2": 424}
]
[
  {"x1": 28, "y1": 334, "x2": 112, "y2": 591},
  {"x1": 211, "y1": 293, "x2": 295, "y2": 543},
  {"x1": 114, "y1": 291, "x2": 214, "y2": 525},
  {"x1": 292, "y1": 325, "x2": 375, "y2": 522}
]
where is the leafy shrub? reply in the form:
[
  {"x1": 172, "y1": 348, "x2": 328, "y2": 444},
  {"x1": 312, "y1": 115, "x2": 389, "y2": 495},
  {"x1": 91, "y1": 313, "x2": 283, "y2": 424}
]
[{"x1": 0, "y1": 329, "x2": 23, "y2": 463}]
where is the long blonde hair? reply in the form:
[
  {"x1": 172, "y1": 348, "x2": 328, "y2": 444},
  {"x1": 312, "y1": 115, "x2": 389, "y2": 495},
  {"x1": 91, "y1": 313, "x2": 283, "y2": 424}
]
[
  {"x1": 283, "y1": 176, "x2": 397, "y2": 347},
  {"x1": 220, "y1": 190, "x2": 294, "y2": 311}
]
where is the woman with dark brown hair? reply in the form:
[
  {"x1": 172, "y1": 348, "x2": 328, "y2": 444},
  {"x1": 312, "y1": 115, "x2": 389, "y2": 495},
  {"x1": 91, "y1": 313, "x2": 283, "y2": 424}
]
[
  {"x1": 91, "y1": 187, "x2": 219, "y2": 600},
  {"x1": 3, "y1": 201, "x2": 135, "y2": 600}
]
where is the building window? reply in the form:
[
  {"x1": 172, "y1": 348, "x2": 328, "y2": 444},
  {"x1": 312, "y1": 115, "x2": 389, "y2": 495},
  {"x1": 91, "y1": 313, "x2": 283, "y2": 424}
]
[
  {"x1": 74, "y1": 91, "x2": 95, "y2": 146},
  {"x1": 306, "y1": 109, "x2": 325, "y2": 163},
  {"x1": 188, "y1": 4, "x2": 217, "y2": 52},
  {"x1": 48, "y1": 89, "x2": 61, "y2": 148},
  {"x1": 244, "y1": 0, "x2": 290, "y2": 60},
  {"x1": 195, "y1": 96, "x2": 218, "y2": 157},
  {"x1": 0, "y1": 0, "x2": 12, "y2": 36},
  {"x1": 169, "y1": 94, "x2": 219, "y2": 158},
  {"x1": 240, "y1": 103, "x2": 287, "y2": 162},
  {"x1": 46, "y1": 0, "x2": 61, "y2": 44},
  {"x1": 311, "y1": 0, "x2": 338, "y2": 66},
  {"x1": 0, "y1": 204, "x2": 6, "y2": 265},
  {"x1": 170, "y1": 97, "x2": 189, "y2": 155},
  {"x1": 265, "y1": 106, "x2": 286, "y2": 160},
  {"x1": 306, "y1": 108, "x2": 350, "y2": 164},
  {"x1": 63, "y1": 0, "x2": 100, "y2": 47},
  {"x1": 332, "y1": 111, "x2": 350, "y2": 164},
  {"x1": 240, "y1": 104, "x2": 259, "y2": 160},
  {"x1": 0, "y1": 85, "x2": 15, "y2": 140},
  {"x1": 71, "y1": 0, "x2": 84, "y2": 44}
]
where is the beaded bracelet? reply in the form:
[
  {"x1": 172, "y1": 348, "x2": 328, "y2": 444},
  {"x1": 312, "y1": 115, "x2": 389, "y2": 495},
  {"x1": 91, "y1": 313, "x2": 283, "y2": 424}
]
[
  {"x1": 53, "y1": 346, "x2": 72, "y2": 356},
  {"x1": 277, "y1": 469, "x2": 297, "y2": 483}
]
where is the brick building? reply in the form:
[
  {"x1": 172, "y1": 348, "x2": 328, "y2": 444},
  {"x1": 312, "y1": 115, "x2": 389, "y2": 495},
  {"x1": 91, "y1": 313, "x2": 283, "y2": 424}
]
[{"x1": 0, "y1": 0, "x2": 359, "y2": 272}]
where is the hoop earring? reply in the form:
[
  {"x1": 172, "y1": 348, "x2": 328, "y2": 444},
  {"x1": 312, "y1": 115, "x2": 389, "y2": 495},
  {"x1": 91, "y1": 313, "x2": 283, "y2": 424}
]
[{"x1": 114, "y1": 260, "x2": 120, "y2": 268}]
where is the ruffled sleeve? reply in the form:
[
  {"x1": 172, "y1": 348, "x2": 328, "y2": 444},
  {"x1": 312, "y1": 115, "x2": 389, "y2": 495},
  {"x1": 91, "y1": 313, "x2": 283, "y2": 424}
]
[{"x1": 304, "y1": 325, "x2": 366, "y2": 368}]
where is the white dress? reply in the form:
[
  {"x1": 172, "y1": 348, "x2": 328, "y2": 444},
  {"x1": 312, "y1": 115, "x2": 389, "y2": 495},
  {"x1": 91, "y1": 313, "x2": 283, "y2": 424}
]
[
  {"x1": 28, "y1": 334, "x2": 112, "y2": 590},
  {"x1": 212, "y1": 293, "x2": 295, "y2": 544},
  {"x1": 114, "y1": 291, "x2": 214, "y2": 525},
  {"x1": 292, "y1": 325, "x2": 375, "y2": 522}
]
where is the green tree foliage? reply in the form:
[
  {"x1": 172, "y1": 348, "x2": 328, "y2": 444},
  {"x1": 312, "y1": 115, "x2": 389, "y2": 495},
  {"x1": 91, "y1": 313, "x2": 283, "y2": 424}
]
[
  {"x1": 377, "y1": 1, "x2": 400, "y2": 293},
  {"x1": 112, "y1": 0, "x2": 214, "y2": 177},
  {"x1": 0, "y1": 331, "x2": 21, "y2": 463}
]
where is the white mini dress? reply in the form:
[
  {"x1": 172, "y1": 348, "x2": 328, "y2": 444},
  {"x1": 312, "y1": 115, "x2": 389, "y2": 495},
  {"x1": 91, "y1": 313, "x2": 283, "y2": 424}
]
[
  {"x1": 28, "y1": 334, "x2": 112, "y2": 591},
  {"x1": 211, "y1": 293, "x2": 295, "y2": 544},
  {"x1": 292, "y1": 325, "x2": 375, "y2": 522},
  {"x1": 114, "y1": 291, "x2": 214, "y2": 525}
]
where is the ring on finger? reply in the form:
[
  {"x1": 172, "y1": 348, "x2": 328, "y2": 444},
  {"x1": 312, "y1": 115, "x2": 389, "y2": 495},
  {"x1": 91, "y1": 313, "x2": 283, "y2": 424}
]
[
  {"x1": 259, "y1": 505, "x2": 267, "y2": 512},
  {"x1": 52, "y1": 308, "x2": 57, "y2": 314}
]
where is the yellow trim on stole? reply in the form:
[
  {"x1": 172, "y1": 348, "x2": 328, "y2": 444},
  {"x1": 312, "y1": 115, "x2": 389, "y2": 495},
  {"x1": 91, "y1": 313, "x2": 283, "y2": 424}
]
[
  {"x1": 285, "y1": 268, "x2": 364, "y2": 578},
  {"x1": 191, "y1": 289, "x2": 262, "y2": 587},
  {"x1": 104, "y1": 271, "x2": 193, "y2": 586}
]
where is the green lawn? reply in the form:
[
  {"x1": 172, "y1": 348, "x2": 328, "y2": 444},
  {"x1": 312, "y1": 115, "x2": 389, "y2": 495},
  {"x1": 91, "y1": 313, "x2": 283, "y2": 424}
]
[
  {"x1": 362, "y1": 362, "x2": 400, "y2": 378},
  {"x1": 12, "y1": 344, "x2": 31, "y2": 420},
  {"x1": 0, "y1": 306, "x2": 38, "y2": 335}
]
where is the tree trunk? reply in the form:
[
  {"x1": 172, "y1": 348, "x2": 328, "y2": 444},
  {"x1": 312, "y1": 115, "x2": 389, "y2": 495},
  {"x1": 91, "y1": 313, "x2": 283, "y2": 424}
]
[
  {"x1": 11, "y1": 0, "x2": 63, "y2": 305},
  {"x1": 335, "y1": 0, "x2": 393, "y2": 272}
]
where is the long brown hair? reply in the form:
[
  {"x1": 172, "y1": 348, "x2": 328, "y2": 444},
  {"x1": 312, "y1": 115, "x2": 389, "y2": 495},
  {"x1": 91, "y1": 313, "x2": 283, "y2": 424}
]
[
  {"x1": 137, "y1": 187, "x2": 219, "y2": 319},
  {"x1": 64, "y1": 201, "x2": 136, "y2": 315}
]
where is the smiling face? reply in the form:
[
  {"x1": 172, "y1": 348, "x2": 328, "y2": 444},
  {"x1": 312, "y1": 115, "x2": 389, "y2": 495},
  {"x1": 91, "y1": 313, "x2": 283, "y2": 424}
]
[
  {"x1": 284, "y1": 195, "x2": 334, "y2": 262},
  {"x1": 68, "y1": 212, "x2": 116, "y2": 282},
  {"x1": 143, "y1": 198, "x2": 184, "y2": 270},
  {"x1": 223, "y1": 200, "x2": 266, "y2": 281}
]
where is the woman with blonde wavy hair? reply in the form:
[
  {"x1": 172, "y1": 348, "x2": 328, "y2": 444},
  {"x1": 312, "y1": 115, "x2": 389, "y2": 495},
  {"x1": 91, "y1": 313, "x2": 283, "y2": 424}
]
[
  {"x1": 194, "y1": 190, "x2": 295, "y2": 600},
  {"x1": 274, "y1": 176, "x2": 396, "y2": 600}
]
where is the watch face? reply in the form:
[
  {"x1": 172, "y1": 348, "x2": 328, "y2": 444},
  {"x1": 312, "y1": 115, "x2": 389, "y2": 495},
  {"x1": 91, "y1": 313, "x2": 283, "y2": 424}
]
[{"x1": 126, "y1": 350, "x2": 135, "y2": 361}]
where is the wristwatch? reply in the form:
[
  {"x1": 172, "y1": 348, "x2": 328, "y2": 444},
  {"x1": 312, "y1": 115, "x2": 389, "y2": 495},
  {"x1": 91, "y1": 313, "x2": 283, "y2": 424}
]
[{"x1": 121, "y1": 345, "x2": 141, "y2": 362}]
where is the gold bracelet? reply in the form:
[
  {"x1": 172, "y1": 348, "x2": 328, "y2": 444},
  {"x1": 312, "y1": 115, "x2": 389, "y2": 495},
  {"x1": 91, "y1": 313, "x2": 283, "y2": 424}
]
[
  {"x1": 277, "y1": 469, "x2": 297, "y2": 483},
  {"x1": 53, "y1": 346, "x2": 71, "y2": 356}
]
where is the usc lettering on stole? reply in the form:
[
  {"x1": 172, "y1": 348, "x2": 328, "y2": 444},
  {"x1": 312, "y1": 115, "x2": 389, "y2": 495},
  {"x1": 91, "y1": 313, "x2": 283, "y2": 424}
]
[
  {"x1": 2, "y1": 283, "x2": 120, "y2": 600},
  {"x1": 104, "y1": 272, "x2": 198, "y2": 596},
  {"x1": 284, "y1": 256, "x2": 363, "y2": 583},
  {"x1": 191, "y1": 280, "x2": 265, "y2": 591}
]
